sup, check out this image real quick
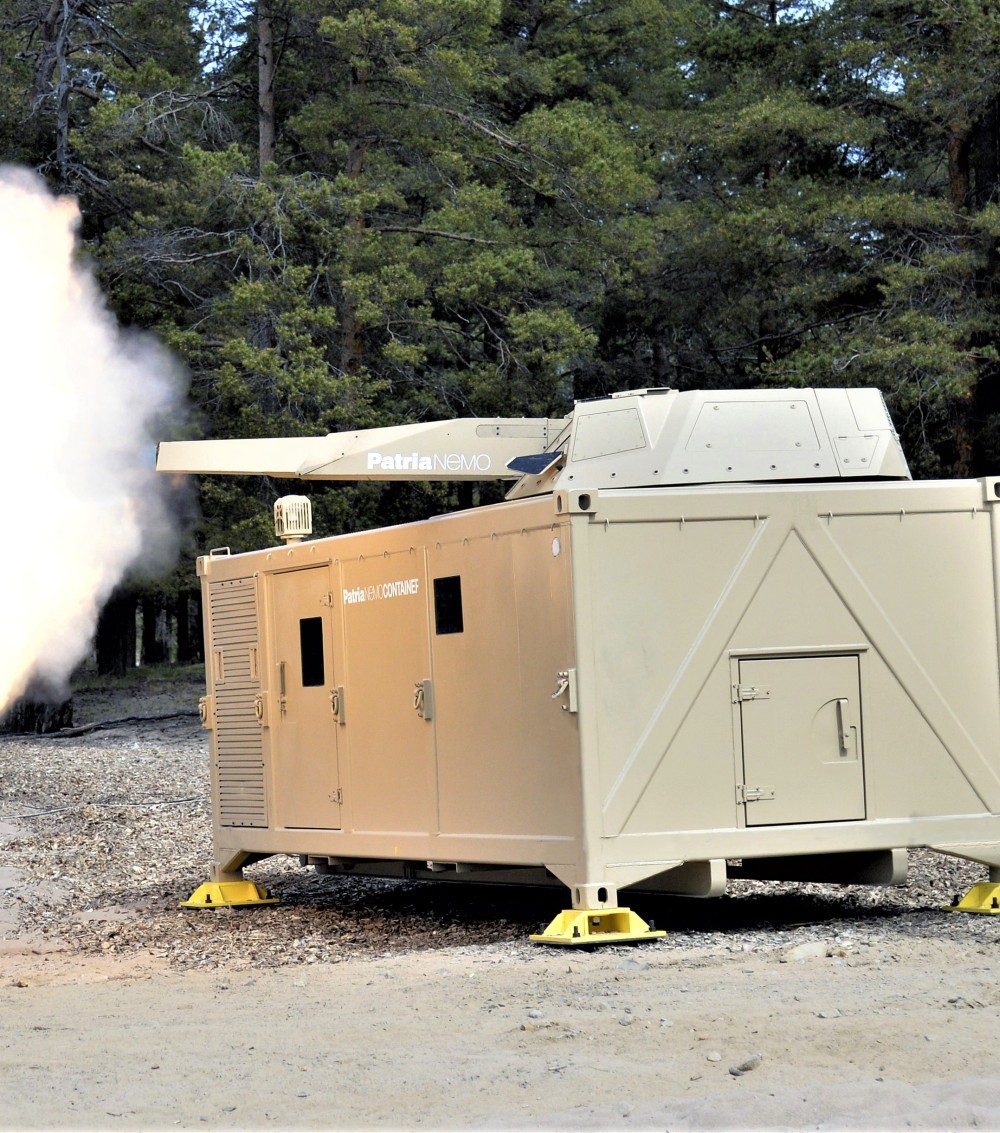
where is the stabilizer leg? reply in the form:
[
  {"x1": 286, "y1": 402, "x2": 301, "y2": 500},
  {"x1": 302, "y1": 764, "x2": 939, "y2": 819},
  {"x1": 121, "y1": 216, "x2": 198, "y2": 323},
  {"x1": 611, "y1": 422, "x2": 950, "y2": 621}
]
[
  {"x1": 530, "y1": 906, "x2": 665, "y2": 946},
  {"x1": 944, "y1": 882, "x2": 1000, "y2": 915},
  {"x1": 180, "y1": 881, "x2": 278, "y2": 908}
]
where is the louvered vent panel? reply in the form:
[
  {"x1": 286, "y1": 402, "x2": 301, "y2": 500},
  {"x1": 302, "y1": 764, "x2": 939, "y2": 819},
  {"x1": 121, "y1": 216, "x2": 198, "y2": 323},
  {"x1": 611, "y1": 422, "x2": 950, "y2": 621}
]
[{"x1": 208, "y1": 578, "x2": 267, "y2": 827}]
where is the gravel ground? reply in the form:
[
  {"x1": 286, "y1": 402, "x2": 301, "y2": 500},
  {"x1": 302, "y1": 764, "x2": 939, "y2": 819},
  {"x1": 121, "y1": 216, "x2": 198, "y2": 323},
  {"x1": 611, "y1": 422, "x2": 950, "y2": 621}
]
[
  {"x1": 4, "y1": 675, "x2": 1000, "y2": 1132},
  {"x1": 1, "y1": 674, "x2": 997, "y2": 973}
]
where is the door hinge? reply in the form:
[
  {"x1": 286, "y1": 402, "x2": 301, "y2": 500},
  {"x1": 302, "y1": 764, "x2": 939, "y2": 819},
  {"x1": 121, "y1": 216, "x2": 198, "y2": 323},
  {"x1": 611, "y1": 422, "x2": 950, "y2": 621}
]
[
  {"x1": 330, "y1": 788, "x2": 343, "y2": 805},
  {"x1": 737, "y1": 784, "x2": 775, "y2": 804},
  {"x1": 734, "y1": 683, "x2": 770, "y2": 703}
]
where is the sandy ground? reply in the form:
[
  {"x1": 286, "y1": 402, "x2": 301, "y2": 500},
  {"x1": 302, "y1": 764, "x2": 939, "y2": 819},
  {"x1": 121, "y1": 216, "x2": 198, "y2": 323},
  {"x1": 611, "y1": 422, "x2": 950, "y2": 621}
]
[
  {"x1": 3, "y1": 935, "x2": 1000, "y2": 1131},
  {"x1": 3, "y1": 677, "x2": 1000, "y2": 1130}
]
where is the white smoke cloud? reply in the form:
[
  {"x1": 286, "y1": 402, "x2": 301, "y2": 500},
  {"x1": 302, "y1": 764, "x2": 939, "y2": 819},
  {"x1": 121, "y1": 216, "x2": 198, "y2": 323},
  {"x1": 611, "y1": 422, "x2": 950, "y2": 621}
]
[{"x1": 0, "y1": 166, "x2": 187, "y2": 713}]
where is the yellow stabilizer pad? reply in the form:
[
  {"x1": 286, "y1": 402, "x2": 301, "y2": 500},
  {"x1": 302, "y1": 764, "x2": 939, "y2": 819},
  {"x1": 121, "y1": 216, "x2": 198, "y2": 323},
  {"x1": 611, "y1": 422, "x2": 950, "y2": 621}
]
[
  {"x1": 180, "y1": 881, "x2": 279, "y2": 908},
  {"x1": 530, "y1": 906, "x2": 666, "y2": 946},
  {"x1": 944, "y1": 882, "x2": 1000, "y2": 915}
]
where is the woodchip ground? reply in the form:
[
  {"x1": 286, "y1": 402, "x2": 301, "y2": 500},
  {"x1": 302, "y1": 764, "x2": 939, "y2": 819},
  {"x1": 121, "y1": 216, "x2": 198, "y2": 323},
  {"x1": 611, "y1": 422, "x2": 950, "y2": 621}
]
[{"x1": 1, "y1": 676, "x2": 999, "y2": 1130}]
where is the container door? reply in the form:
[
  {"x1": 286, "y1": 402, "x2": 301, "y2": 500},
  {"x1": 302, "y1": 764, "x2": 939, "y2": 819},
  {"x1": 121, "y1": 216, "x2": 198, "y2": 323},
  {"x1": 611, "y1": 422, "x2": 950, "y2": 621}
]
[
  {"x1": 270, "y1": 566, "x2": 342, "y2": 829},
  {"x1": 738, "y1": 654, "x2": 865, "y2": 826},
  {"x1": 341, "y1": 553, "x2": 437, "y2": 834},
  {"x1": 427, "y1": 531, "x2": 580, "y2": 839}
]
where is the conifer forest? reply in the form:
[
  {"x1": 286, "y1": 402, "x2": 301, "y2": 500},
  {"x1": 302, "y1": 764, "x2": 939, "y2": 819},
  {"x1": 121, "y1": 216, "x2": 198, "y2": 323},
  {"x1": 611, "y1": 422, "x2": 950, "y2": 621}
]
[{"x1": 4, "y1": 0, "x2": 1000, "y2": 667}]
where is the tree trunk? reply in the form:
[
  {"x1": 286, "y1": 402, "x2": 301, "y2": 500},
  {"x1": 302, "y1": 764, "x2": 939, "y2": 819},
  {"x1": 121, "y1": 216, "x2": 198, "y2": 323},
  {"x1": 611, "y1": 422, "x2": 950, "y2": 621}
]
[
  {"x1": 140, "y1": 595, "x2": 167, "y2": 665},
  {"x1": 96, "y1": 589, "x2": 137, "y2": 677},
  {"x1": 340, "y1": 63, "x2": 368, "y2": 386},
  {"x1": 29, "y1": 0, "x2": 74, "y2": 183},
  {"x1": 175, "y1": 590, "x2": 190, "y2": 664},
  {"x1": 174, "y1": 590, "x2": 204, "y2": 665},
  {"x1": 30, "y1": 0, "x2": 62, "y2": 104},
  {"x1": 258, "y1": 0, "x2": 276, "y2": 171},
  {"x1": 972, "y1": 95, "x2": 1000, "y2": 209},
  {"x1": 0, "y1": 694, "x2": 72, "y2": 735},
  {"x1": 948, "y1": 128, "x2": 971, "y2": 213}
]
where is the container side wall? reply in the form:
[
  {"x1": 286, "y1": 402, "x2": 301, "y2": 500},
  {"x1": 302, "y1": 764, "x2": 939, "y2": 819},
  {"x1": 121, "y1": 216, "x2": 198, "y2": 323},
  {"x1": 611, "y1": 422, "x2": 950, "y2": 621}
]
[
  {"x1": 580, "y1": 482, "x2": 1000, "y2": 861},
  {"x1": 194, "y1": 495, "x2": 583, "y2": 876}
]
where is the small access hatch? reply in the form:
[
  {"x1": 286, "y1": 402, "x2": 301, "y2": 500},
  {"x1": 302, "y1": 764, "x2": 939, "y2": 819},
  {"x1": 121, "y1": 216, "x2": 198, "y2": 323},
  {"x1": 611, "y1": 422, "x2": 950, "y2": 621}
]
[{"x1": 737, "y1": 654, "x2": 865, "y2": 826}]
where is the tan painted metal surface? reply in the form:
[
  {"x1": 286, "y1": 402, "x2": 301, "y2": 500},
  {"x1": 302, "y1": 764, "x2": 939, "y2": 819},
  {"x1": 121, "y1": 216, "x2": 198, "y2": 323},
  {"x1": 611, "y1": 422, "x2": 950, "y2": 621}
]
[
  {"x1": 157, "y1": 387, "x2": 908, "y2": 490},
  {"x1": 157, "y1": 418, "x2": 565, "y2": 480},
  {"x1": 165, "y1": 390, "x2": 1000, "y2": 912}
]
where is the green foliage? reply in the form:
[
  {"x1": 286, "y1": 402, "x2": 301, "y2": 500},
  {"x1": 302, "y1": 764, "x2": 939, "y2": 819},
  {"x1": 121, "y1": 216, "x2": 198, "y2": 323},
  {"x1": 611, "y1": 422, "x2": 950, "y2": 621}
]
[{"x1": 6, "y1": 0, "x2": 1000, "y2": 570}]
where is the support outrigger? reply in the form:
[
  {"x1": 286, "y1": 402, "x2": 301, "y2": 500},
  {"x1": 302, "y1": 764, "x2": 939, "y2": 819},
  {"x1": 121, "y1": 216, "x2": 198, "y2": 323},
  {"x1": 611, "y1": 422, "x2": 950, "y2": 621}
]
[
  {"x1": 530, "y1": 907, "x2": 665, "y2": 946},
  {"x1": 181, "y1": 881, "x2": 278, "y2": 908},
  {"x1": 945, "y1": 870, "x2": 1000, "y2": 915}
]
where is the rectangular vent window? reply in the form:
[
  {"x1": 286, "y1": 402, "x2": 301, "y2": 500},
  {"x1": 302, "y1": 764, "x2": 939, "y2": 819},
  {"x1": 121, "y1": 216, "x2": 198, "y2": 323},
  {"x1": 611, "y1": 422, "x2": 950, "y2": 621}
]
[
  {"x1": 299, "y1": 617, "x2": 325, "y2": 686},
  {"x1": 434, "y1": 576, "x2": 464, "y2": 635}
]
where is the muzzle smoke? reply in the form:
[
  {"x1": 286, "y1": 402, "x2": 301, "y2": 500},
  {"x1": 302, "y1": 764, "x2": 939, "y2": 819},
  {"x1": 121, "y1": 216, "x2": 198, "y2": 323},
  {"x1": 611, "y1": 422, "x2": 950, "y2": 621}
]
[{"x1": 0, "y1": 166, "x2": 186, "y2": 715}]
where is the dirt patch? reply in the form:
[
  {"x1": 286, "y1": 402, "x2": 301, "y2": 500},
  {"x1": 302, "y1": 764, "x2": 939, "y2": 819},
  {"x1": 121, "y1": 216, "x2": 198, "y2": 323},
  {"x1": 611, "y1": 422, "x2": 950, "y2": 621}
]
[
  {"x1": 4, "y1": 938, "x2": 1000, "y2": 1131},
  {"x1": 1, "y1": 673, "x2": 999, "y2": 1129}
]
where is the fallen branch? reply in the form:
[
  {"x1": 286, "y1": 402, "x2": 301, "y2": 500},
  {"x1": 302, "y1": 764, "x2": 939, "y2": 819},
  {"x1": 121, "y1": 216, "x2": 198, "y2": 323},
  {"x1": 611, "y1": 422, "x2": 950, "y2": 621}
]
[{"x1": 44, "y1": 710, "x2": 201, "y2": 738}]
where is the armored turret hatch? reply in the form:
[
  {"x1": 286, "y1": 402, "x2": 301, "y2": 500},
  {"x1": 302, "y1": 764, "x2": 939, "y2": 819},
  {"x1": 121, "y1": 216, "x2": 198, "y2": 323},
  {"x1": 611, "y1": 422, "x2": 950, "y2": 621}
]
[{"x1": 505, "y1": 387, "x2": 910, "y2": 498}]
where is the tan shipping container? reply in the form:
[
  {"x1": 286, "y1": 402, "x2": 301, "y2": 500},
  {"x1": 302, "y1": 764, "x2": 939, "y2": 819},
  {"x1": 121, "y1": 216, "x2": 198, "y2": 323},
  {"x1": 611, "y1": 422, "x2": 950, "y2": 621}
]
[{"x1": 160, "y1": 389, "x2": 1000, "y2": 941}]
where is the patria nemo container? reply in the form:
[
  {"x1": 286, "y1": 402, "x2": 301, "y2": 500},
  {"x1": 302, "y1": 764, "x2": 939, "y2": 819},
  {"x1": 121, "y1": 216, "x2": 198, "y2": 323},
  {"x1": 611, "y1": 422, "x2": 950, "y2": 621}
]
[{"x1": 157, "y1": 388, "x2": 1000, "y2": 942}]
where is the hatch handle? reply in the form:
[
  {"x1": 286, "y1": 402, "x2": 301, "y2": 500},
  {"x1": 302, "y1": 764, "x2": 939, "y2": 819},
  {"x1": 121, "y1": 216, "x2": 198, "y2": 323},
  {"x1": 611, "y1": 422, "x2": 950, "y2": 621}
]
[
  {"x1": 551, "y1": 669, "x2": 578, "y2": 713},
  {"x1": 836, "y1": 698, "x2": 857, "y2": 757}
]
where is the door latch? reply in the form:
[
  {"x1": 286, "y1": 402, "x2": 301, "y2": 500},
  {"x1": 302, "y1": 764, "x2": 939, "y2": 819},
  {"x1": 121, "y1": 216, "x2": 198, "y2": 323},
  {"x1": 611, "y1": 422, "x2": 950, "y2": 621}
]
[
  {"x1": 734, "y1": 684, "x2": 770, "y2": 703},
  {"x1": 737, "y1": 784, "x2": 775, "y2": 804},
  {"x1": 253, "y1": 693, "x2": 267, "y2": 727},
  {"x1": 551, "y1": 669, "x2": 578, "y2": 713},
  {"x1": 413, "y1": 679, "x2": 434, "y2": 721},
  {"x1": 835, "y1": 698, "x2": 857, "y2": 757},
  {"x1": 330, "y1": 686, "x2": 346, "y2": 724},
  {"x1": 199, "y1": 696, "x2": 215, "y2": 730}
]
